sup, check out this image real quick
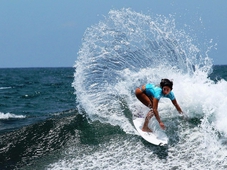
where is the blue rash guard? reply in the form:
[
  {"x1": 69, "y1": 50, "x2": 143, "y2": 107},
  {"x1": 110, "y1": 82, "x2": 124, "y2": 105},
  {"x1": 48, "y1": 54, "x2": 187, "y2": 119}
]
[{"x1": 145, "y1": 83, "x2": 175, "y2": 100}]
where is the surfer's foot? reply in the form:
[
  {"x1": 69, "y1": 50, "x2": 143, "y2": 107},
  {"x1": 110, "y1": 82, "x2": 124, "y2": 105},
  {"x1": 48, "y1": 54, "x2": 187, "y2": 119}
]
[{"x1": 142, "y1": 127, "x2": 152, "y2": 132}]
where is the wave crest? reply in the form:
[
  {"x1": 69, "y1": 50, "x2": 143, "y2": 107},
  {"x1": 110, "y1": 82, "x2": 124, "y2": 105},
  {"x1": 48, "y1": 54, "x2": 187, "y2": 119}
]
[{"x1": 73, "y1": 8, "x2": 212, "y2": 133}]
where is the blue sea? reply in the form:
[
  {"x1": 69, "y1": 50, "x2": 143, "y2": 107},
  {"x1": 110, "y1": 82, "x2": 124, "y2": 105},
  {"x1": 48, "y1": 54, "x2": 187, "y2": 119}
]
[{"x1": 1, "y1": 9, "x2": 227, "y2": 170}]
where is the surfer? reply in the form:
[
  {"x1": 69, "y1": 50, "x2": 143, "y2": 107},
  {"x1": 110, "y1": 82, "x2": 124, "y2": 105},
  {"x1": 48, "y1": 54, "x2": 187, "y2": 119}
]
[{"x1": 135, "y1": 79, "x2": 183, "y2": 132}]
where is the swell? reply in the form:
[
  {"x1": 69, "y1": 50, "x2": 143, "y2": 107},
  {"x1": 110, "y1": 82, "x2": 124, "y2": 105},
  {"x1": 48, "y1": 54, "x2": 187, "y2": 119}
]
[
  {"x1": 0, "y1": 109, "x2": 79, "y2": 169},
  {"x1": 0, "y1": 108, "x2": 124, "y2": 170}
]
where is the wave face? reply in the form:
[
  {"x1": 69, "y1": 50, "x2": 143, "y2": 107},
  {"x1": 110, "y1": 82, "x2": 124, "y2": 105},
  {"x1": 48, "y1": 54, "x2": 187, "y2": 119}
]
[{"x1": 69, "y1": 9, "x2": 227, "y2": 170}]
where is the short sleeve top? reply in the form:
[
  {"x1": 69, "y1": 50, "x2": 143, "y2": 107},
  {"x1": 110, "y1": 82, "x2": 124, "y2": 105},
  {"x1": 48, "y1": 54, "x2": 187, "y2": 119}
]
[{"x1": 145, "y1": 83, "x2": 175, "y2": 100}]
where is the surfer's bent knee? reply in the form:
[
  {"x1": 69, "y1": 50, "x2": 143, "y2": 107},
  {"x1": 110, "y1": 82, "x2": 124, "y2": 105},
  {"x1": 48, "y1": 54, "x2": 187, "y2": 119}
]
[
  {"x1": 135, "y1": 85, "x2": 146, "y2": 96},
  {"x1": 135, "y1": 87, "x2": 141, "y2": 95}
]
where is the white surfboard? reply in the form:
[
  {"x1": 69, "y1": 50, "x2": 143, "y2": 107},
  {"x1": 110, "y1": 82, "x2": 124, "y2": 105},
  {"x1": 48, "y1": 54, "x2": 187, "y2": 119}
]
[{"x1": 133, "y1": 117, "x2": 168, "y2": 146}]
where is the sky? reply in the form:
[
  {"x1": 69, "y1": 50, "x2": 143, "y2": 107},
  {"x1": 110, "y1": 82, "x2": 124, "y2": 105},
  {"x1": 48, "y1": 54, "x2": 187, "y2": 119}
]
[{"x1": 0, "y1": 0, "x2": 226, "y2": 68}]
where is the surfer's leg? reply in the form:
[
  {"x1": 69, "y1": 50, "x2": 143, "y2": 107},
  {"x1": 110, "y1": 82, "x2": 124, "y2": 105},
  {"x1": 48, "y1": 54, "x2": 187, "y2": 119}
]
[
  {"x1": 135, "y1": 86, "x2": 153, "y2": 132},
  {"x1": 135, "y1": 85, "x2": 152, "y2": 108},
  {"x1": 142, "y1": 110, "x2": 154, "y2": 132}
]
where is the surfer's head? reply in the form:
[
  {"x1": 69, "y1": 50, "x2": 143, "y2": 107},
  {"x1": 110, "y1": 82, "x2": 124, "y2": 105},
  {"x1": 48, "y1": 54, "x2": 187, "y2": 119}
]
[{"x1": 160, "y1": 79, "x2": 173, "y2": 95}]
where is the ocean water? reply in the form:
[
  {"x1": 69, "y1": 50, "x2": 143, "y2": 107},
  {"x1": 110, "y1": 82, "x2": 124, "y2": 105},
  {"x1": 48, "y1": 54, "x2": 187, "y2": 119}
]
[{"x1": 1, "y1": 8, "x2": 227, "y2": 170}]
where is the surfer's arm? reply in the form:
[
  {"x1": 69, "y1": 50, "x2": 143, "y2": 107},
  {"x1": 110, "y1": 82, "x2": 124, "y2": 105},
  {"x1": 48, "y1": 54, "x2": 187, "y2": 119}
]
[
  {"x1": 153, "y1": 98, "x2": 165, "y2": 129},
  {"x1": 171, "y1": 99, "x2": 183, "y2": 114}
]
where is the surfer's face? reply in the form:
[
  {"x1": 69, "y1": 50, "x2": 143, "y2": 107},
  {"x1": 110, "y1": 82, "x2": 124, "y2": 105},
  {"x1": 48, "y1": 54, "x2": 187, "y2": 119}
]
[{"x1": 162, "y1": 86, "x2": 171, "y2": 95}]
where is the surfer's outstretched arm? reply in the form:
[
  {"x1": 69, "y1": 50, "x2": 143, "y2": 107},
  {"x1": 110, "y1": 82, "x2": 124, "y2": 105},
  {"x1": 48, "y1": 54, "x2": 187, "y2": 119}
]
[{"x1": 171, "y1": 99, "x2": 183, "y2": 114}]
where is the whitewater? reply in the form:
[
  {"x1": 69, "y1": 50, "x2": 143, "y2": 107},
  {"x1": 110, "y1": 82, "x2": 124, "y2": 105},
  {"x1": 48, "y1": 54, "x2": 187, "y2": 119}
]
[{"x1": 48, "y1": 9, "x2": 227, "y2": 169}]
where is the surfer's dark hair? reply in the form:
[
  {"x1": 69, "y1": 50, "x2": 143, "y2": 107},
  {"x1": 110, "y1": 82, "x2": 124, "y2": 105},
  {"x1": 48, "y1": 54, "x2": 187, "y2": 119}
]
[{"x1": 160, "y1": 79, "x2": 173, "y2": 90}]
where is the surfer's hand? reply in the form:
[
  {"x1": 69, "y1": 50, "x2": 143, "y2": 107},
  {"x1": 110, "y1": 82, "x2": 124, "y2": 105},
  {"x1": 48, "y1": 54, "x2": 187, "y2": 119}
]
[
  {"x1": 180, "y1": 112, "x2": 188, "y2": 120},
  {"x1": 159, "y1": 122, "x2": 165, "y2": 130}
]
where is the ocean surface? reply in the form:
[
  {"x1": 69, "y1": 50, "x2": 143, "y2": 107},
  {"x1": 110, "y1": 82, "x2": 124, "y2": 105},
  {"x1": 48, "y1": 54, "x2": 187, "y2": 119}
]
[{"x1": 1, "y1": 9, "x2": 227, "y2": 170}]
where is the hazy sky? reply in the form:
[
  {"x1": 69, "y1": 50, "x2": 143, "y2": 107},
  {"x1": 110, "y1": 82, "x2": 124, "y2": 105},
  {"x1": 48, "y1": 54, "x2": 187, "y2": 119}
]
[{"x1": 0, "y1": 0, "x2": 226, "y2": 68}]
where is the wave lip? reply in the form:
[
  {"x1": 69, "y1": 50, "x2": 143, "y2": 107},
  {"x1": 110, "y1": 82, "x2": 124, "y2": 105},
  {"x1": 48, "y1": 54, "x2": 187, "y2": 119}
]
[
  {"x1": 0, "y1": 112, "x2": 26, "y2": 119},
  {"x1": 72, "y1": 8, "x2": 213, "y2": 134}
]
